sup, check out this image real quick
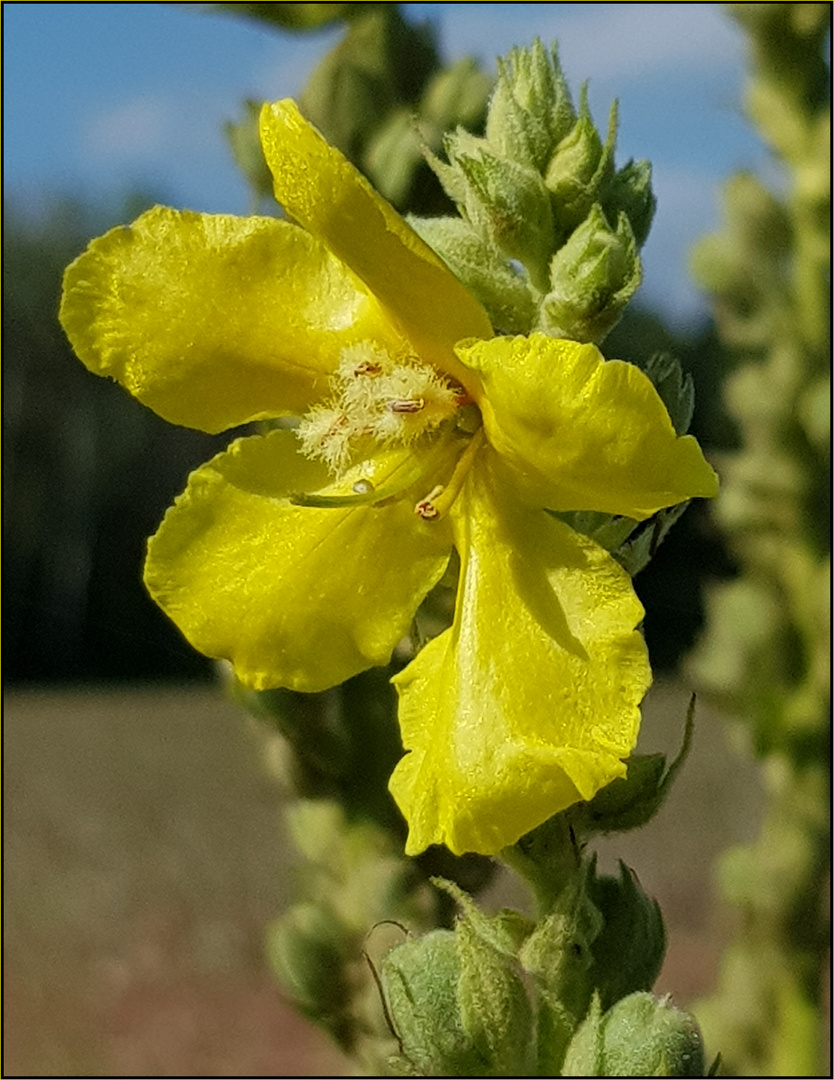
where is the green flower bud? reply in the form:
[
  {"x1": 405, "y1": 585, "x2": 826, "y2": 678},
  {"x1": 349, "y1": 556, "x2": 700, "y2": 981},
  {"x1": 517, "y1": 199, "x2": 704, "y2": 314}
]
[
  {"x1": 382, "y1": 930, "x2": 488, "y2": 1077},
  {"x1": 363, "y1": 108, "x2": 424, "y2": 206},
  {"x1": 443, "y1": 132, "x2": 555, "y2": 288},
  {"x1": 545, "y1": 88, "x2": 616, "y2": 239},
  {"x1": 539, "y1": 204, "x2": 641, "y2": 343},
  {"x1": 364, "y1": 58, "x2": 492, "y2": 209},
  {"x1": 408, "y1": 215, "x2": 535, "y2": 332},
  {"x1": 422, "y1": 56, "x2": 493, "y2": 136},
  {"x1": 386, "y1": 880, "x2": 534, "y2": 1076},
  {"x1": 456, "y1": 913, "x2": 535, "y2": 1076},
  {"x1": 514, "y1": 866, "x2": 602, "y2": 1073},
  {"x1": 602, "y1": 158, "x2": 657, "y2": 247},
  {"x1": 266, "y1": 902, "x2": 351, "y2": 1023},
  {"x1": 519, "y1": 868, "x2": 603, "y2": 1020},
  {"x1": 562, "y1": 992, "x2": 707, "y2": 1077},
  {"x1": 486, "y1": 39, "x2": 576, "y2": 172},
  {"x1": 299, "y1": 5, "x2": 435, "y2": 161},
  {"x1": 588, "y1": 861, "x2": 666, "y2": 1010}
]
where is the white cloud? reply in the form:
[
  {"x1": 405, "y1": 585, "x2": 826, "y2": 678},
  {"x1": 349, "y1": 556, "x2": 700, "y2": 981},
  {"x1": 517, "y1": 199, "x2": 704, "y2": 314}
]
[
  {"x1": 543, "y1": 3, "x2": 740, "y2": 83},
  {"x1": 83, "y1": 96, "x2": 172, "y2": 163},
  {"x1": 251, "y1": 31, "x2": 343, "y2": 102},
  {"x1": 77, "y1": 87, "x2": 251, "y2": 213},
  {"x1": 435, "y1": 3, "x2": 741, "y2": 84}
]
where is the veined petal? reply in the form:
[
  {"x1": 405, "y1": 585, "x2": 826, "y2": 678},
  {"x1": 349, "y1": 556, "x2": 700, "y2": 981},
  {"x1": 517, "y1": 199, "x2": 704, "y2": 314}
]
[
  {"x1": 145, "y1": 430, "x2": 454, "y2": 691},
  {"x1": 259, "y1": 100, "x2": 493, "y2": 386},
  {"x1": 458, "y1": 334, "x2": 719, "y2": 520},
  {"x1": 389, "y1": 450, "x2": 650, "y2": 856},
  {"x1": 61, "y1": 206, "x2": 404, "y2": 432}
]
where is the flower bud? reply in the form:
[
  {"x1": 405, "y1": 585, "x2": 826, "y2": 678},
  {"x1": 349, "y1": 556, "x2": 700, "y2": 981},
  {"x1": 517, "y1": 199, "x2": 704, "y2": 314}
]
[
  {"x1": 365, "y1": 59, "x2": 492, "y2": 208},
  {"x1": 539, "y1": 204, "x2": 641, "y2": 343},
  {"x1": 588, "y1": 861, "x2": 666, "y2": 1009},
  {"x1": 363, "y1": 108, "x2": 424, "y2": 206},
  {"x1": 384, "y1": 883, "x2": 535, "y2": 1077},
  {"x1": 486, "y1": 39, "x2": 576, "y2": 172},
  {"x1": 382, "y1": 930, "x2": 487, "y2": 1076},
  {"x1": 519, "y1": 867, "x2": 603, "y2": 1021},
  {"x1": 266, "y1": 902, "x2": 351, "y2": 1021},
  {"x1": 515, "y1": 866, "x2": 603, "y2": 1072},
  {"x1": 602, "y1": 158, "x2": 657, "y2": 247},
  {"x1": 545, "y1": 89, "x2": 616, "y2": 240},
  {"x1": 409, "y1": 215, "x2": 535, "y2": 332},
  {"x1": 445, "y1": 133, "x2": 555, "y2": 287},
  {"x1": 232, "y1": 3, "x2": 354, "y2": 31},
  {"x1": 563, "y1": 992, "x2": 707, "y2": 1077},
  {"x1": 456, "y1": 913, "x2": 535, "y2": 1076},
  {"x1": 423, "y1": 56, "x2": 493, "y2": 136}
]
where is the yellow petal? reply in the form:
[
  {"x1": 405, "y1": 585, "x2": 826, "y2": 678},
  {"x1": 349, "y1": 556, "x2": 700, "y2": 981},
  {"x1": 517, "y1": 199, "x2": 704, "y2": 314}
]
[
  {"x1": 145, "y1": 430, "x2": 453, "y2": 691},
  {"x1": 61, "y1": 206, "x2": 404, "y2": 432},
  {"x1": 389, "y1": 450, "x2": 650, "y2": 856},
  {"x1": 458, "y1": 334, "x2": 719, "y2": 520},
  {"x1": 259, "y1": 100, "x2": 493, "y2": 386}
]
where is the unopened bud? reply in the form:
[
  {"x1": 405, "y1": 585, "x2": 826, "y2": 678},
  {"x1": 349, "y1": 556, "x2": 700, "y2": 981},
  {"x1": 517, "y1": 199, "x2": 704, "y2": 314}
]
[
  {"x1": 563, "y1": 992, "x2": 707, "y2": 1077},
  {"x1": 602, "y1": 158, "x2": 656, "y2": 247},
  {"x1": 588, "y1": 861, "x2": 666, "y2": 1009},
  {"x1": 486, "y1": 39, "x2": 576, "y2": 172},
  {"x1": 409, "y1": 215, "x2": 535, "y2": 332},
  {"x1": 540, "y1": 204, "x2": 641, "y2": 342},
  {"x1": 446, "y1": 135, "x2": 555, "y2": 287},
  {"x1": 266, "y1": 902, "x2": 350, "y2": 1019},
  {"x1": 545, "y1": 89, "x2": 616, "y2": 239},
  {"x1": 382, "y1": 930, "x2": 486, "y2": 1076}
]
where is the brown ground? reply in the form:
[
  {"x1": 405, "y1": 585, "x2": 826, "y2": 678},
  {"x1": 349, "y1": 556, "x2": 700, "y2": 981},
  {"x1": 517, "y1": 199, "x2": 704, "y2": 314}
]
[{"x1": 3, "y1": 681, "x2": 762, "y2": 1077}]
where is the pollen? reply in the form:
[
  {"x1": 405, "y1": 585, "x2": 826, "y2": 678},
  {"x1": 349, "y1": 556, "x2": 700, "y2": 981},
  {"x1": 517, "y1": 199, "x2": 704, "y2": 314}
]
[
  {"x1": 296, "y1": 406, "x2": 352, "y2": 472},
  {"x1": 297, "y1": 341, "x2": 461, "y2": 474}
]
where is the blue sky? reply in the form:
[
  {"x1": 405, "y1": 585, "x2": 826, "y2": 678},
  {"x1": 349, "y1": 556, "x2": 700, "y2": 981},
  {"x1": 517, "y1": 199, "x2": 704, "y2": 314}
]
[{"x1": 4, "y1": 2, "x2": 769, "y2": 324}]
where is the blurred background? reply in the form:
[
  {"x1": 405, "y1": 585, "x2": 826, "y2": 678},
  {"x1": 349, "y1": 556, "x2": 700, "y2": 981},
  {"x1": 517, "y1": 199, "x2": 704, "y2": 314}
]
[{"x1": 5, "y1": 3, "x2": 773, "y2": 1075}]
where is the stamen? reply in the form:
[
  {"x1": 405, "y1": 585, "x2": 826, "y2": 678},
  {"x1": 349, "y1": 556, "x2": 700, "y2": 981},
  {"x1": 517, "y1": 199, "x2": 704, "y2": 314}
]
[
  {"x1": 290, "y1": 488, "x2": 383, "y2": 509},
  {"x1": 297, "y1": 341, "x2": 470, "y2": 474},
  {"x1": 414, "y1": 428, "x2": 485, "y2": 520},
  {"x1": 415, "y1": 486, "x2": 445, "y2": 520},
  {"x1": 353, "y1": 360, "x2": 384, "y2": 377},
  {"x1": 290, "y1": 433, "x2": 460, "y2": 511},
  {"x1": 388, "y1": 398, "x2": 425, "y2": 414}
]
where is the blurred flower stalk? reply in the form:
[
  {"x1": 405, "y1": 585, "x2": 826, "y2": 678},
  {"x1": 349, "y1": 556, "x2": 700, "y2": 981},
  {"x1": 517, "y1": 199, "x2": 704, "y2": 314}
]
[
  {"x1": 59, "y1": 4, "x2": 728, "y2": 1075},
  {"x1": 688, "y1": 4, "x2": 831, "y2": 1076}
]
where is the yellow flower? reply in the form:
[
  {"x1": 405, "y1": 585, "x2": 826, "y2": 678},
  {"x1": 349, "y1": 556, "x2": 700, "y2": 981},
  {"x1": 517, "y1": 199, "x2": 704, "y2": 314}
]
[{"x1": 60, "y1": 100, "x2": 717, "y2": 857}]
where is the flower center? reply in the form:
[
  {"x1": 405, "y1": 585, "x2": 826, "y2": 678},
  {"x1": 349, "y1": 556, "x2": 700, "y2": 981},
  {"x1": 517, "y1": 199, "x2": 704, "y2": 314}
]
[
  {"x1": 296, "y1": 342, "x2": 464, "y2": 474},
  {"x1": 292, "y1": 342, "x2": 484, "y2": 521}
]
